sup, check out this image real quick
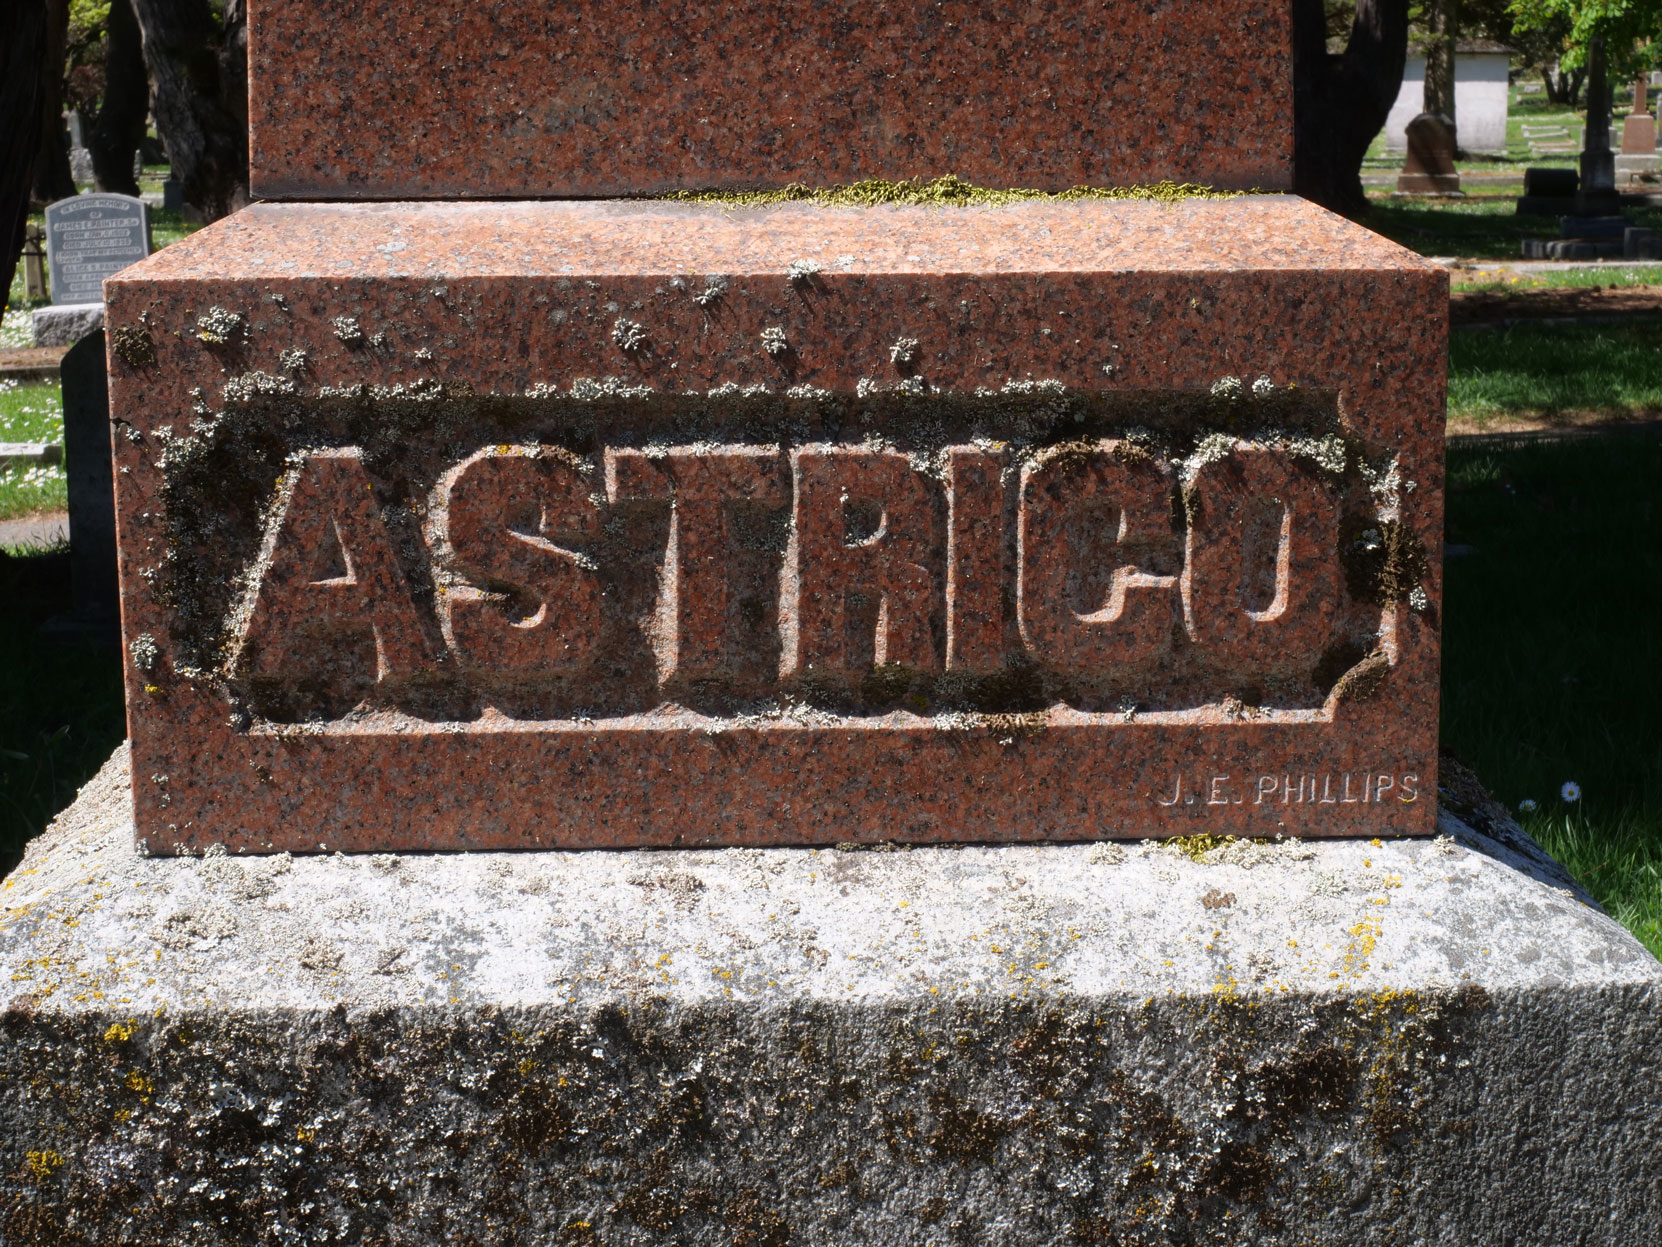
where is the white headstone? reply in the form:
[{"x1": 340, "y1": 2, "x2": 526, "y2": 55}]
[
  {"x1": 1385, "y1": 51, "x2": 1511, "y2": 154},
  {"x1": 43, "y1": 193, "x2": 150, "y2": 306}
]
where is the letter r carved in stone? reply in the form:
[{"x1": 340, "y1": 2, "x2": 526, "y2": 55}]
[{"x1": 780, "y1": 447, "x2": 939, "y2": 681}]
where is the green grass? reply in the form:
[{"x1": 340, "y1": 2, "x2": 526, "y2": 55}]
[
  {"x1": 1451, "y1": 266, "x2": 1662, "y2": 292},
  {"x1": 1448, "y1": 323, "x2": 1662, "y2": 424},
  {"x1": 0, "y1": 381, "x2": 67, "y2": 522},
  {"x1": 0, "y1": 550, "x2": 126, "y2": 877},
  {"x1": 1442, "y1": 434, "x2": 1662, "y2": 956}
]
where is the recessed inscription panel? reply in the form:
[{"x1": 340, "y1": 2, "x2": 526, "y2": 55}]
[{"x1": 154, "y1": 390, "x2": 1414, "y2": 732}]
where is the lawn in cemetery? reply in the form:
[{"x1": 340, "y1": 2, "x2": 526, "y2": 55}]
[
  {"x1": 0, "y1": 380, "x2": 67, "y2": 519},
  {"x1": 1443, "y1": 432, "x2": 1662, "y2": 956}
]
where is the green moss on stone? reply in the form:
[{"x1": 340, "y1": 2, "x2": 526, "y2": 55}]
[{"x1": 655, "y1": 174, "x2": 1247, "y2": 209}]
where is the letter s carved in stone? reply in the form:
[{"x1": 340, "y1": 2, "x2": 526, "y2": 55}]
[{"x1": 438, "y1": 448, "x2": 603, "y2": 673}]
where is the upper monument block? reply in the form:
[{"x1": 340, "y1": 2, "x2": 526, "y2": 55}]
[{"x1": 247, "y1": 0, "x2": 1292, "y2": 199}]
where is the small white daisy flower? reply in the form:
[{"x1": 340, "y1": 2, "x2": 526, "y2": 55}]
[
  {"x1": 1559, "y1": 781, "x2": 1581, "y2": 804},
  {"x1": 1517, "y1": 798, "x2": 1538, "y2": 814}
]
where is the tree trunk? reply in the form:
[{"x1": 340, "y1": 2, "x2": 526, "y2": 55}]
[
  {"x1": 1293, "y1": 0, "x2": 1412, "y2": 218},
  {"x1": 3, "y1": 2, "x2": 50, "y2": 314},
  {"x1": 31, "y1": 0, "x2": 77, "y2": 207},
  {"x1": 1423, "y1": 0, "x2": 1458, "y2": 142},
  {"x1": 130, "y1": 0, "x2": 248, "y2": 222},
  {"x1": 90, "y1": 0, "x2": 150, "y2": 197},
  {"x1": 1544, "y1": 66, "x2": 1588, "y2": 108}
]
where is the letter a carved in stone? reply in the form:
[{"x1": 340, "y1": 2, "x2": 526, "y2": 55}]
[
  {"x1": 780, "y1": 447, "x2": 938, "y2": 681},
  {"x1": 234, "y1": 448, "x2": 433, "y2": 689},
  {"x1": 439, "y1": 448, "x2": 603, "y2": 672}
]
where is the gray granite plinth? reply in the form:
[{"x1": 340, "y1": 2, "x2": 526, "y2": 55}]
[
  {"x1": 30, "y1": 303, "x2": 103, "y2": 348},
  {"x1": 1, "y1": 747, "x2": 1658, "y2": 1245}
]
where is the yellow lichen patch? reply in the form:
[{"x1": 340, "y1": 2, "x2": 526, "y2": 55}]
[
  {"x1": 296, "y1": 1125, "x2": 315, "y2": 1143},
  {"x1": 1342, "y1": 916, "x2": 1382, "y2": 979},
  {"x1": 26, "y1": 1149, "x2": 65, "y2": 1180},
  {"x1": 1171, "y1": 834, "x2": 1235, "y2": 861},
  {"x1": 104, "y1": 1020, "x2": 137, "y2": 1045}
]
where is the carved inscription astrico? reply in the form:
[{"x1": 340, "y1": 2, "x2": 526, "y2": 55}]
[{"x1": 233, "y1": 438, "x2": 1370, "y2": 711}]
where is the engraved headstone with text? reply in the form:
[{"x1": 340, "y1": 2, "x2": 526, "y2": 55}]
[
  {"x1": 105, "y1": 193, "x2": 1445, "y2": 853},
  {"x1": 44, "y1": 193, "x2": 149, "y2": 305}
]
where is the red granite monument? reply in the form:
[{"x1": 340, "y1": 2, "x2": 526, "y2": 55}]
[
  {"x1": 248, "y1": 0, "x2": 1292, "y2": 198},
  {"x1": 105, "y1": 2, "x2": 1445, "y2": 853}
]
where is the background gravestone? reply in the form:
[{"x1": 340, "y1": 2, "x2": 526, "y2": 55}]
[
  {"x1": 1617, "y1": 77, "x2": 1660, "y2": 180},
  {"x1": 32, "y1": 193, "x2": 149, "y2": 347},
  {"x1": 1396, "y1": 114, "x2": 1462, "y2": 194},
  {"x1": 60, "y1": 330, "x2": 119, "y2": 631}
]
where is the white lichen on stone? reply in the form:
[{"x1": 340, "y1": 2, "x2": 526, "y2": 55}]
[
  {"x1": 693, "y1": 275, "x2": 729, "y2": 307},
  {"x1": 1285, "y1": 433, "x2": 1348, "y2": 477},
  {"x1": 889, "y1": 337, "x2": 919, "y2": 366},
  {"x1": 611, "y1": 318, "x2": 649, "y2": 352},
  {"x1": 222, "y1": 371, "x2": 297, "y2": 403},
  {"x1": 1182, "y1": 432, "x2": 1237, "y2": 482},
  {"x1": 194, "y1": 306, "x2": 245, "y2": 345},
  {"x1": 1210, "y1": 374, "x2": 1245, "y2": 402},
  {"x1": 786, "y1": 259, "x2": 821, "y2": 283},
  {"x1": 331, "y1": 315, "x2": 365, "y2": 346},
  {"x1": 760, "y1": 326, "x2": 789, "y2": 356},
  {"x1": 998, "y1": 378, "x2": 1066, "y2": 396},
  {"x1": 278, "y1": 348, "x2": 308, "y2": 372},
  {"x1": 129, "y1": 633, "x2": 159, "y2": 672},
  {"x1": 568, "y1": 377, "x2": 656, "y2": 401}
]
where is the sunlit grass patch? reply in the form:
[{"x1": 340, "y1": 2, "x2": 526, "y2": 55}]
[
  {"x1": 1443, "y1": 434, "x2": 1662, "y2": 959},
  {"x1": 0, "y1": 380, "x2": 67, "y2": 522}
]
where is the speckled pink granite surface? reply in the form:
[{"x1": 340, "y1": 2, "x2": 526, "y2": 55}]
[
  {"x1": 247, "y1": 0, "x2": 1292, "y2": 199},
  {"x1": 104, "y1": 198, "x2": 1446, "y2": 853}
]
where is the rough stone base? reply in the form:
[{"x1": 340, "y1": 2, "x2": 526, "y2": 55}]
[
  {"x1": 30, "y1": 302, "x2": 103, "y2": 348},
  {"x1": 1, "y1": 747, "x2": 1658, "y2": 1245},
  {"x1": 1616, "y1": 153, "x2": 1662, "y2": 179}
]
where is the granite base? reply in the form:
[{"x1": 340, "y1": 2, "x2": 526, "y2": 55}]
[{"x1": 1, "y1": 747, "x2": 1658, "y2": 1244}]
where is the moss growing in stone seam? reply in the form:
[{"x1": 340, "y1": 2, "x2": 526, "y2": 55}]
[{"x1": 656, "y1": 174, "x2": 1248, "y2": 210}]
